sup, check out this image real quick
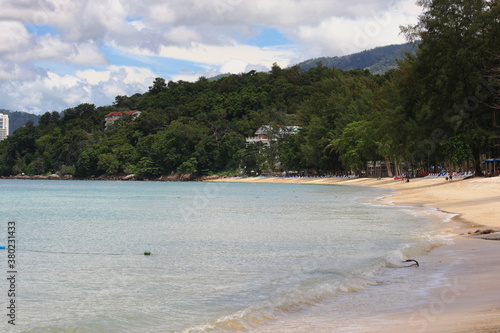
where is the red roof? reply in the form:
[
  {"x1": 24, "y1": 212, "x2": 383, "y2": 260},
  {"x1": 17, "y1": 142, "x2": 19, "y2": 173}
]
[{"x1": 105, "y1": 110, "x2": 139, "y2": 117}]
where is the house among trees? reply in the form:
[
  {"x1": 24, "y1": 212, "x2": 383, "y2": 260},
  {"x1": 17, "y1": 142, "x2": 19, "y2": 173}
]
[
  {"x1": 104, "y1": 110, "x2": 141, "y2": 127},
  {"x1": 245, "y1": 125, "x2": 301, "y2": 146}
]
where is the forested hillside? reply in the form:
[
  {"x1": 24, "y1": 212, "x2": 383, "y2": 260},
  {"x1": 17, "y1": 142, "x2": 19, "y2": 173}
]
[
  {"x1": 0, "y1": 0, "x2": 498, "y2": 179},
  {"x1": 0, "y1": 67, "x2": 378, "y2": 177},
  {"x1": 0, "y1": 110, "x2": 40, "y2": 135},
  {"x1": 296, "y1": 42, "x2": 418, "y2": 74}
]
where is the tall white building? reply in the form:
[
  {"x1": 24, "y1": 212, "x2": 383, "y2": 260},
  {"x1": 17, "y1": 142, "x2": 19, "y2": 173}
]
[{"x1": 0, "y1": 113, "x2": 9, "y2": 141}]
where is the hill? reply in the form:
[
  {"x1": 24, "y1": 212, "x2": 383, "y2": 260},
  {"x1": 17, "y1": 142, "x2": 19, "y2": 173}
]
[
  {"x1": 295, "y1": 42, "x2": 419, "y2": 74},
  {"x1": 0, "y1": 109, "x2": 40, "y2": 135},
  {"x1": 208, "y1": 73, "x2": 231, "y2": 81}
]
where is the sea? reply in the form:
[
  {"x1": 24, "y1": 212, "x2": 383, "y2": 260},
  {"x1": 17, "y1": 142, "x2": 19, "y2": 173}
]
[{"x1": 0, "y1": 179, "x2": 455, "y2": 332}]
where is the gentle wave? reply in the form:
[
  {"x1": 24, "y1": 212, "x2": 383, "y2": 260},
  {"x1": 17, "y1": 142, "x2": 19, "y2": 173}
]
[{"x1": 181, "y1": 234, "x2": 446, "y2": 333}]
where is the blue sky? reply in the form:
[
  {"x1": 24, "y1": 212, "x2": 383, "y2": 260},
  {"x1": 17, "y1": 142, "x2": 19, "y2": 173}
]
[
  {"x1": 0, "y1": 0, "x2": 421, "y2": 114},
  {"x1": 246, "y1": 27, "x2": 295, "y2": 47}
]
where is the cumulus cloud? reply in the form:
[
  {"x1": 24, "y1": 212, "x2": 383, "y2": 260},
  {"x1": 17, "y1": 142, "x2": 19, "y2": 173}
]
[
  {"x1": 0, "y1": 61, "x2": 44, "y2": 82},
  {"x1": 76, "y1": 69, "x2": 112, "y2": 85},
  {"x1": 6, "y1": 36, "x2": 107, "y2": 66},
  {"x1": 0, "y1": 66, "x2": 155, "y2": 113},
  {"x1": 0, "y1": 21, "x2": 31, "y2": 54},
  {"x1": 0, "y1": 0, "x2": 422, "y2": 112},
  {"x1": 292, "y1": 12, "x2": 399, "y2": 57},
  {"x1": 163, "y1": 26, "x2": 202, "y2": 46},
  {"x1": 122, "y1": 43, "x2": 295, "y2": 69}
]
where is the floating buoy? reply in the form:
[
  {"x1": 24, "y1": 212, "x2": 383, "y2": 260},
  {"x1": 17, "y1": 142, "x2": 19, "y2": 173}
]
[
  {"x1": 143, "y1": 251, "x2": 151, "y2": 256},
  {"x1": 0, "y1": 245, "x2": 5, "y2": 250}
]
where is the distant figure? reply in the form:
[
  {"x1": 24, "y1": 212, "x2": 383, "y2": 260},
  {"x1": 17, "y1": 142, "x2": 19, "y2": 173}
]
[{"x1": 449, "y1": 174, "x2": 453, "y2": 181}]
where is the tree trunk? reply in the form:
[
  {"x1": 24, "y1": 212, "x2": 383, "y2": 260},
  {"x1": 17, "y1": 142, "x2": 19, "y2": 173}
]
[
  {"x1": 473, "y1": 149, "x2": 483, "y2": 176},
  {"x1": 384, "y1": 156, "x2": 393, "y2": 177}
]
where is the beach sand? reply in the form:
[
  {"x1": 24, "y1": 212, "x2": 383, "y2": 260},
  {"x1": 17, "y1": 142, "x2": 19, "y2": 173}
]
[{"x1": 209, "y1": 176, "x2": 500, "y2": 332}]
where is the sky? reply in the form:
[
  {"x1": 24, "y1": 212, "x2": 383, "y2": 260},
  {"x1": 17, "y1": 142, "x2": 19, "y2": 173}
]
[{"x1": 0, "y1": 0, "x2": 422, "y2": 114}]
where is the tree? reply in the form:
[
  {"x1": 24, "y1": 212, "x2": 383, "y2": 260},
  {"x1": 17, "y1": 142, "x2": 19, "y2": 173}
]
[
  {"x1": 135, "y1": 157, "x2": 159, "y2": 177},
  {"x1": 440, "y1": 135, "x2": 473, "y2": 169},
  {"x1": 148, "y1": 77, "x2": 167, "y2": 95},
  {"x1": 97, "y1": 153, "x2": 119, "y2": 174},
  {"x1": 401, "y1": 0, "x2": 500, "y2": 174},
  {"x1": 331, "y1": 120, "x2": 377, "y2": 172},
  {"x1": 177, "y1": 157, "x2": 198, "y2": 175},
  {"x1": 113, "y1": 95, "x2": 137, "y2": 109},
  {"x1": 39, "y1": 111, "x2": 60, "y2": 128}
]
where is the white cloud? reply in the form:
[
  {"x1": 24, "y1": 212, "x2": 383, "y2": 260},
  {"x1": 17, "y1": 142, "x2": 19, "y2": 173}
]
[
  {"x1": 0, "y1": 62, "x2": 42, "y2": 81},
  {"x1": 289, "y1": 0, "x2": 421, "y2": 57},
  {"x1": 0, "y1": 0, "x2": 423, "y2": 112},
  {"x1": 293, "y1": 14, "x2": 396, "y2": 57},
  {"x1": 69, "y1": 42, "x2": 107, "y2": 66},
  {"x1": 0, "y1": 21, "x2": 31, "y2": 54},
  {"x1": 108, "y1": 65, "x2": 156, "y2": 84},
  {"x1": 148, "y1": 3, "x2": 177, "y2": 25},
  {"x1": 5, "y1": 35, "x2": 107, "y2": 66},
  {"x1": 76, "y1": 69, "x2": 111, "y2": 85},
  {"x1": 220, "y1": 59, "x2": 248, "y2": 74},
  {"x1": 163, "y1": 26, "x2": 202, "y2": 45},
  {"x1": 123, "y1": 43, "x2": 295, "y2": 69},
  {"x1": 0, "y1": 65, "x2": 155, "y2": 113}
]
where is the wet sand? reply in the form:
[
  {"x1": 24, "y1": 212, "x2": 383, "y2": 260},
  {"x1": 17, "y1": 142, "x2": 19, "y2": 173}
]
[{"x1": 209, "y1": 176, "x2": 500, "y2": 332}]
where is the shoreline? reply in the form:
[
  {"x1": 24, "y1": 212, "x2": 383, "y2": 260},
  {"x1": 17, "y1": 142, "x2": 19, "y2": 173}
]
[
  {"x1": 209, "y1": 176, "x2": 500, "y2": 332},
  {"x1": 209, "y1": 175, "x2": 500, "y2": 229}
]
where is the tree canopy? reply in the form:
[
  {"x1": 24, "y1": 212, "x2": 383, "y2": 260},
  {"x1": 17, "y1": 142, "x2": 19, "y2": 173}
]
[{"x1": 0, "y1": 0, "x2": 498, "y2": 179}]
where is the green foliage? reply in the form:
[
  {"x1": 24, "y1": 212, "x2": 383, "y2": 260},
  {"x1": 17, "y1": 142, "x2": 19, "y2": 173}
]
[
  {"x1": 399, "y1": 0, "x2": 499, "y2": 174},
  {"x1": 332, "y1": 120, "x2": 376, "y2": 170},
  {"x1": 0, "y1": 10, "x2": 497, "y2": 178},
  {"x1": 148, "y1": 77, "x2": 167, "y2": 95},
  {"x1": 97, "y1": 153, "x2": 119, "y2": 175},
  {"x1": 59, "y1": 165, "x2": 76, "y2": 176},
  {"x1": 135, "y1": 157, "x2": 159, "y2": 177},
  {"x1": 440, "y1": 135, "x2": 473, "y2": 165},
  {"x1": 177, "y1": 157, "x2": 198, "y2": 175}
]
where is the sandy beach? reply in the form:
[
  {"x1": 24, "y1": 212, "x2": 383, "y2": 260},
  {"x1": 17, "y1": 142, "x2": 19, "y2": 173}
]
[{"x1": 209, "y1": 176, "x2": 500, "y2": 332}]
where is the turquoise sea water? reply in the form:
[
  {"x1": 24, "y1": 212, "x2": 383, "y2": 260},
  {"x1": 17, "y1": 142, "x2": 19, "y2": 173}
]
[{"x1": 0, "y1": 180, "x2": 450, "y2": 332}]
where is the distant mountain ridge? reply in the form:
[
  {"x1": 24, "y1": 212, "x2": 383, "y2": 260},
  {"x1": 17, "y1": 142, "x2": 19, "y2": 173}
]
[
  {"x1": 0, "y1": 109, "x2": 40, "y2": 135},
  {"x1": 295, "y1": 42, "x2": 419, "y2": 74}
]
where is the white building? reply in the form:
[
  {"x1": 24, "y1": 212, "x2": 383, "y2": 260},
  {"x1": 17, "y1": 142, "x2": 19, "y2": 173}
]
[
  {"x1": 0, "y1": 113, "x2": 8, "y2": 141},
  {"x1": 245, "y1": 125, "x2": 301, "y2": 146}
]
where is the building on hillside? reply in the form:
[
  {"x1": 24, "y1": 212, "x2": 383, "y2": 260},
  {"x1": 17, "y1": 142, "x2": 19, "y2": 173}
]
[
  {"x1": 245, "y1": 125, "x2": 301, "y2": 146},
  {"x1": 104, "y1": 110, "x2": 141, "y2": 127},
  {"x1": 0, "y1": 113, "x2": 8, "y2": 141}
]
